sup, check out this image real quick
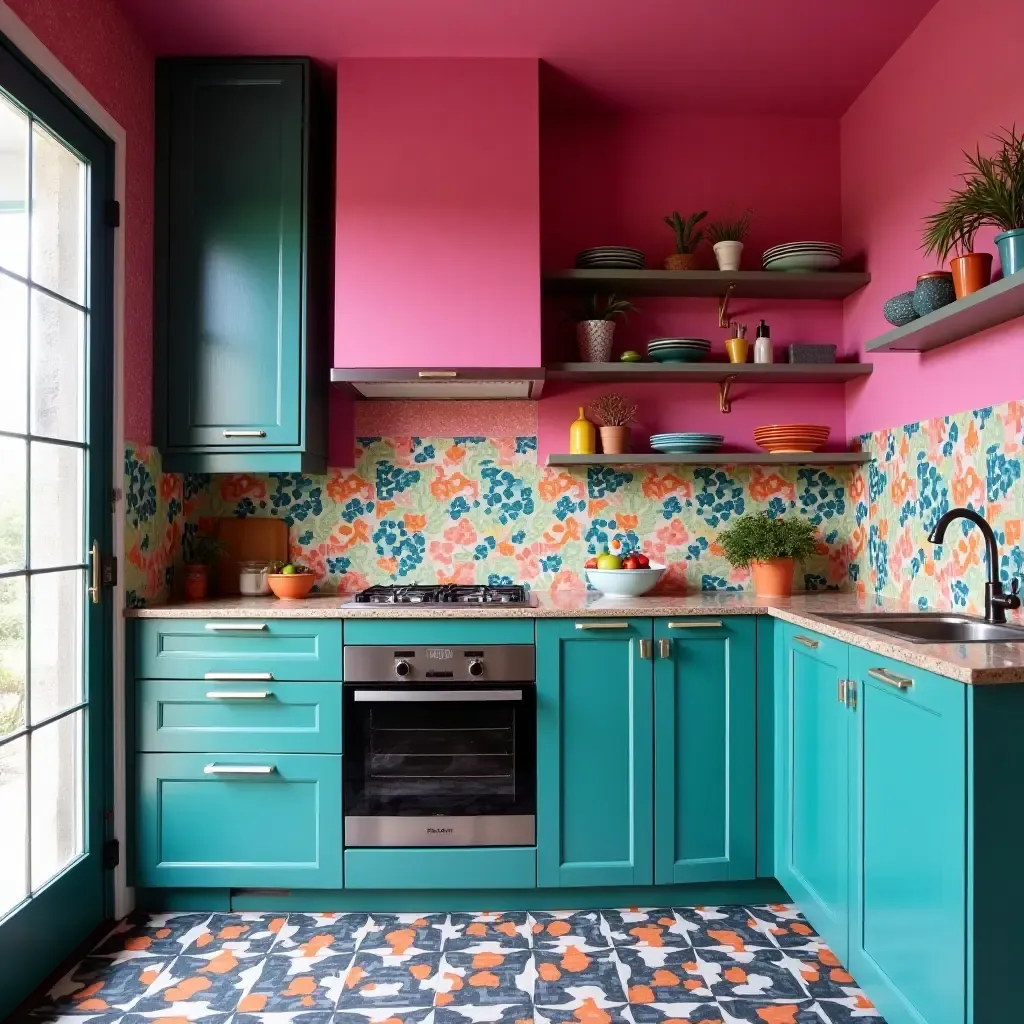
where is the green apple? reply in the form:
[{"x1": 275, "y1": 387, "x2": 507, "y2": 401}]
[
  {"x1": 282, "y1": 564, "x2": 297, "y2": 575},
  {"x1": 620, "y1": 350, "x2": 641, "y2": 362},
  {"x1": 596, "y1": 554, "x2": 623, "y2": 570}
]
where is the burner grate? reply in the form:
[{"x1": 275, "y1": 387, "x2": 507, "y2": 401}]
[{"x1": 353, "y1": 584, "x2": 530, "y2": 605}]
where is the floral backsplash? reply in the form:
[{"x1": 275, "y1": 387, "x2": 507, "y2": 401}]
[{"x1": 124, "y1": 437, "x2": 856, "y2": 607}]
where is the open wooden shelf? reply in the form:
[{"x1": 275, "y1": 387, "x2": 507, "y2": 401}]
[
  {"x1": 866, "y1": 272, "x2": 1024, "y2": 352},
  {"x1": 546, "y1": 362, "x2": 872, "y2": 384},
  {"x1": 546, "y1": 453, "x2": 871, "y2": 467},
  {"x1": 542, "y1": 268, "x2": 870, "y2": 299}
]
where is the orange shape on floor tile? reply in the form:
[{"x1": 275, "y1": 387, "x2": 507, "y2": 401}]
[
  {"x1": 155, "y1": 928, "x2": 171, "y2": 939},
  {"x1": 855, "y1": 995, "x2": 875, "y2": 1009},
  {"x1": 561, "y1": 946, "x2": 591, "y2": 973},
  {"x1": 724, "y1": 966, "x2": 747, "y2": 983},
  {"x1": 651, "y1": 969, "x2": 680, "y2": 987},
  {"x1": 125, "y1": 937, "x2": 152, "y2": 951},
  {"x1": 800, "y1": 965, "x2": 819, "y2": 983},
  {"x1": 496, "y1": 921, "x2": 518, "y2": 937},
  {"x1": 238, "y1": 994, "x2": 268, "y2": 1012},
  {"x1": 790, "y1": 922, "x2": 812, "y2": 935},
  {"x1": 77, "y1": 998, "x2": 110, "y2": 1011},
  {"x1": 195, "y1": 932, "x2": 213, "y2": 948},
  {"x1": 218, "y1": 925, "x2": 248, "y2": 939},
  {"x1": 466, "y1": 923, "x2": 488, "y2": 937},
  {"x1": 683, "y1": 979, "x2": 704, "y2": 991},
  {"x1": 573, "y1": 997, "x2": 612, "y2": 1024},
  {"x1": 269, "y1": 917, "x2": 286, "y2": 933},
  {"x1": 469, "y1": 971, "x2": 500, "y2": 988},
  {"x1": 164, "y1": 976, "x2": 212, "y2": 1001},
  {"x1": 409, "y1": 964, "x2": 432, "y2": 979},
  {"x1": 443, "y1": 972, "x2": 464, "y2": 991},
  {"x1": 344, "y1": 966, "x2": 366, "y2": 989},
  {"x1": 472, "y1": 951, "x2": 505, "y2": 968},
  {"x1": 629, "y1": 925, "x2": 664, "y2": 947},
  {"x1": 139, "y1": 969, "x2": 159, "y2": 986},
  {"x1": 201, "y1": 950, "x2": 238, "y2": 975},
  {"x1": 819, "y1": 948, "x2": 840, "y2": 967},
  {"x1": 547, "y1": 920, "x2": 571, "y2": 936},
  {"x1": 386, "y1": 928, "x2": 416, "y2": 955},
  {"x1": 283, "y1": 975, "x2": 317, "y2": 997},
  {"x1": 301, "y1": 934, "x2": 335, "y2": 958},
  {"x1": 628, "y1": 984, "x2": 655, "y2": 1004},
  {"x1": 73, "y1": 982, "x2": 105, "y2": 1002},
  {"x1": 538, "y1": 962, "x2": 561, "y2": 982},
  {"x1": 435, "y1": 993, "x2": 455, "y2": 1006},
  {"x1": 707, "y1": 930, "x2": 745, "y2": 951},
  {"x1": 830, "y1": 969, "x2": 854, "y2": 984},
  {"x1": 756, "y1": 1006, "x2": 800, "y2": 1024}
]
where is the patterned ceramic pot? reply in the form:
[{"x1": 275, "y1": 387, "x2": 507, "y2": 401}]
[
  {"x1": 883, "y1": 290, "x2": 919, "y2": 327},
  {"x1": 665, "y1": 252, "x2": 699, "y2": 271},
  {"x1": 912, "y1": 272, "x2": 956, "y2": 316},
  {"x1": 713, "y1": 240, "x2": 744, "y2": 271},
  {"x1": 577, "y1": 320, "x2": 616, "y2": 362}
]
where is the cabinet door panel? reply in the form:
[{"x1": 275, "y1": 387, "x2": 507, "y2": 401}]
[
  {"x1": 653, "y1": 617, "x2": 756, "y2": 883},
  {"x1": 536, "y1": 618, "x2": 653, "y2": 887}
]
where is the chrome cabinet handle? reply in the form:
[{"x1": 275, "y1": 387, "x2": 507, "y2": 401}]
[
  {"x1": 638, "y1": 638, "x2": 653, "y2": 660},
  {"x1": 203, "y1": 672, "x2": 273, "y2": 681},
  {"x1": 668, "y1": 620, "x2": 723, "y2": 629},
  {"x1": 575, "y1": 622, "x2": 629, "y2": 630},
  {"x1": 353, "y1": 690, "x2": 523, "y2": 703},
  {"x1": 88, "y1": 540, "x2": 102, "y2": 605},
  {"x1": 838, "y1": 679, "x2": 847, "y2": 704},
  {"x1": 658, "y1": 638, "x2": 671, "y2": 658},
  {"x1": 793, "y1": 635, "x2": 819, "y2": 649},
  {"x1": 418, "y1": 370, "x2": 457, "y2": 378},
  {"x1": 204, "y1": 623, "x2": 268, "y2": 632},
  {"x1": 222, "y1": 430, "x2": 267, "y2": 438},
  {"x1": 204, "y1": 764, "x2": 275, "y2": 775},
  {"x1": 205, "y1": 691, "x2": 271, "y2": 700},
  {"x1": 868, "y1": 667, "x2": 913, "y2": 690}
]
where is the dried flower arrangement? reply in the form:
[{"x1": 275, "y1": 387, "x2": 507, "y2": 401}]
[{"x1": 588, "y1": 393, "x2": 638, "y2": 427}]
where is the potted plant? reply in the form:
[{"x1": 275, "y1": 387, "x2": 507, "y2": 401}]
[
  {"x1": 718, "y1": 512, "x2": 818, "y2": 597},
  {"x1": 182, "y1": 533, "x2": 223, "y2": 601},
  {"x1": 588, "y1": 392, "x2": 638, "y2": 455},
  {"x1": 663, "y1": 210, "x2": 707, "y2": 271},
  {"x1": 574, "y1": 293, "x2": 636, "y2": 362},
  {"x1": 707, "y1": 210, "x2": 753, "y2": 271}
]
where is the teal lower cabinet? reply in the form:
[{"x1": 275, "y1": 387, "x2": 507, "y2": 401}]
[
  {"x1": 136, "y1": 752, "x2": 342, "y2": 888},
  {"x1": 537, "y1": 618, "x2": 654, "y2": 887},
  {"x1": 653, "y1": 617, "x2": 756, "y2": 883},
  {"x1": 345, "y1": 848, "x2": 536, "y2": 889}
]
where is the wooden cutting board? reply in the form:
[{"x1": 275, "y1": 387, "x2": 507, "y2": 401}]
[{"x1": 216, "y1": 516, "x2": 290, "y2": 595}]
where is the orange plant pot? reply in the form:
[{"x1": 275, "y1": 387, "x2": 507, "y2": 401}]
[
  {"x1": 949, "y1": 252, "x2": 992, "y2": 298},
  {"x1": 184, "y1": 563, "x2": 209, "y2": 602},
  {"x1": 749, "y1": 558, "x2": 795, "y2": 597},
  {"x1": 599, "y1": 425, "x2": 630, "y2": 455},
  {"x1": 267, "y1": 572, "x2": 316, "y2": 600},
  {"x1": 665, "y1": 252, "x2": 699, "y2": 271}
]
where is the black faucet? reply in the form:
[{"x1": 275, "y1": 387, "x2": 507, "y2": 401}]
[{"x1": 927, "y1": 507, "x2": 1021, "y2": 624}]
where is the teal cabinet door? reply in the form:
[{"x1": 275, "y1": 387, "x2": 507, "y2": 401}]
[
  {"x1": 536, "y1": 618, "x2": 653, "y2": 887},
  {"x1": 653, "y1": 617, "x2": 756, "y2": 883},
  {"x1": 848, "y1": 649, "x2": 966, "y2": 1024},
  {"x1": 136, "y1": 752, "x2": 342, "y2": 888},
  {"x1": 775, "y1": 624, "x2": 851, "y2": 961}
]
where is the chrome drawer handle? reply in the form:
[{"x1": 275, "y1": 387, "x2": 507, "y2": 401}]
[
  {"x1": 353, "y1": 689, "x2": 523, "y2": 703},
  {"x1": 204, "y1": 623, "x2": 268, "y2": 632},
  {"x1": 205, "y1": 691, "x2": 271, "y2": 700},
  {"x1": 793, "y1": 635, "x2": 819, "y2": 649},
  {"x1": 418, "y1": 370, "x2": 457, "y2": 378},
  {"x1": 868, "y1": 667, "x2": 913, "y2": 690},
  {"x1": 668, "y1": 620, "x2": 723, "y2": 629},
  {"x1": 204, "y1": 764, "x2": 276, "y2": 775},
  {"x1": 222, "y1": 430, "x2": 266, "y2": 438},
  {"x1": 204, "y1": 672, "x2": 274, "y2": 681},
  {"x1": 575, "y1": 622, "x2": 628, "y2": 630}
]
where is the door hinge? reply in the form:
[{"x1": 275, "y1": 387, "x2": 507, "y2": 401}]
[
  {"x1": 101, "y1": 555, "x2": 118, "y2": 589},
  {"x1": 846, "y1": 679, "x2": 858, "y2": 710},
  {"x1": 102, "y1": 838, "x2": 120, "y2": 870},
  {"x1": 104, "y1": 198, "x2": 120, "y2": 227}
]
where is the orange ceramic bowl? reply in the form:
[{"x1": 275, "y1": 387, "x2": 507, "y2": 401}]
[{"x1": 267, "y1": 572, "x2": 316, "y2": 600}]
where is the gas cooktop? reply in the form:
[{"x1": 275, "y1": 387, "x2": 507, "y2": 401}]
[{"x1": 353, "y1": 584, "x2": 533, "y2": 606}]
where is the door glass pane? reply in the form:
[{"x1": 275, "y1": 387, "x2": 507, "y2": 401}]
[
  {"x1": 29, "y1": 570, "x2": 83, "y2": 724},
  {"x1": 0, "y1": 274, "x2": 28, "y2": 433},
  {"x1": 29, "y1": 441, "x2": 82, "y2": 569},
  {"x1": 30, "y1": 710, "x2": 82, "y2": 889},
  {"x1": 0, "y1": 576, "x2": 26, "y2": 739},
  {"x1": 30, "y1": 122, "x2": 85, "y2": 305},
  {"x1": 0, "y1": 92, "x2": 28, "y2": 278},
  {"x1": 0, "y1": 436, "x2": 26, "y2": 573},
  {"x1": 0, "y1": 736, "x2": 28, "y2": 914},
  {"x1": 30, "y1": 290, "x2": 84, "y2": 442}
]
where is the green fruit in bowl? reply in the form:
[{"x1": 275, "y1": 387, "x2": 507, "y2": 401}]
[
  {"x1": 620, "y1": 350, "x2": 641, "y2": 362},
  {"x1": 282, "y1": 564, "x2": 297, "y2": 575},
  {"x1": 596, "y1": 554, "x2": 623, "y2": 570}
]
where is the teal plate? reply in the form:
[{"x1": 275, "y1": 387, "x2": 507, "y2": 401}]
[{"x1": 648, "y1": 350, "x2": 707, "y2": 363}]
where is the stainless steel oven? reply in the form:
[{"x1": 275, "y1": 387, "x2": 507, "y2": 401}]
[{"x1": 343, "y1": 644, "x2": 536, "y2": 847}]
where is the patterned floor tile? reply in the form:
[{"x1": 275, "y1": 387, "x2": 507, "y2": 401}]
[
  {"x1": 274, "y1": 913, "x2": 372, "y2": 959},
  {"x1": 629, "y1": 1002, "x2": 725, "y2": 1023},
  {"x1": 360, "y1": 915, "x2": 449, "y2": 955},
  {"x1": 436, "y1": 1003, "x2": 534, "y2": 1023},
  {"x1": 337, "y1": 950, "x2": 443, "y2": 1008},
  {"x1": 815, "y1": 995, "x2": 883, "y2": 1022},
  {"x1": 40, "y1": 957, "x2": 171, "y2": 1014},
  {"x1": 744, "y1": 907, "x2": 822, "y2": 951},
  {"x1": 184, "y1": 913, "x2": 286, "y2": 957},
  {"x1": 785, "y1": 951, "x2": 861, "y2": 1002},
  {"x1": 536, "y1": 1001, "x2": 635, "y2": 1024},
  {"x1": 119, "y1": 1014, "x2": 234, "y2": 1024},
  {"x1": 697, "y1": 948, "x2": 810, "y2": 1002},
  {"x1": 131, "y1": 953, "x2": 263, "y2": 1013},
  {"x1": 716, "y1": 998, "x2": 826, "y2": 1023},
  {"x1": 33, "y1": 1013, "x2": 129, "y2": 1024},
  {"x1": 614, "y1": 947, "x2": 712, "y2": 1002},
  {"x1": 90, "y1": 913, "x2": 212, "y2": 960},
  {"x1": 531, "y1": 911, "x2": 610, "y2": 949},
  {"x1": 673, "y1": 908, "x2": 772, "y2": 953},
  {"x1": 448, "y1": 913, "x2": 531, "y2": 950},
  {"x1": 602, "y1": 911, "x2": 689, "y2": 949},
  {"x1": 534, "y1": 948, "x2": 625, "y2": 1006},
  {"x1": 436, "y1": 948, "x2": 533, "y2": 1006},
  {"x1": 337, "y1": 1009, "x2": 435, "y2": 1024},
  {"x1": 237, "y1": 951, "x2": 352, "y2": 1012},
  {"x1": 234, "y1": 1013, "x2": 334, "y2": 1024}
]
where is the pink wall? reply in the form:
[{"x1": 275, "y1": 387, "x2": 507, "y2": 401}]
[
  {"x1": 9, "y1": 0, "x2": 154, "y2": 444},
  {"x1": 842, "y1": 0, "x2": 1024, "y2": 436},
  {"x1": 333, "y1": 58, "x2": 541, "y2": 369}
]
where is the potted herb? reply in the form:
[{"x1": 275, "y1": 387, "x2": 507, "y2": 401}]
[
  {"x1": 663, "y1": 210, "x2": 707, "y2": 271},
  {"x1": 182, "y1": 533, "x2": 224, "y2": 602},
  {"x1": 718, "y1": 512, "x2": 818, "y2": 597},
  {"x1": 574, "y1": 293, "x2": 636, "y2": 362},
  {"x1": 707, "y1": 210, "x2": 753, "y2": 271},
  {"x1": 588, "y1": 392, "x2": 638, "y2": 455}
]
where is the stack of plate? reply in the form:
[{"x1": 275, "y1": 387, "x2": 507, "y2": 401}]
[
  {"x1": 647, "y1": 338, "x2": 711, "y2": 363},
  {"x1": 753, "y1": 424, "x2": 831, "y2": 453},
  {"x1": 650, "y1": 432, "x2": 724, "y2": 454},
  {"x1": 575, "y1": 246, "x2": 645, "y2": 269},
  {"x1": 762, "y1": 242, "x2": 842, "y2": 272}
]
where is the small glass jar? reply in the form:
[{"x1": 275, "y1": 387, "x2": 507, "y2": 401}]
[{"x1": 238, "y1": 561, "x2": 270, "y2": 596}]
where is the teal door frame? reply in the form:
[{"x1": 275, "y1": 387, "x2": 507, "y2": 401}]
[{"x1": 0, "y1": 30, "x2": 115, "y2": 1018}]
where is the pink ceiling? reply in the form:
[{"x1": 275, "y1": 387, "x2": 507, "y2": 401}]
[{"x1": 113, "y1": 0, "x2": 936, "y2": 114}]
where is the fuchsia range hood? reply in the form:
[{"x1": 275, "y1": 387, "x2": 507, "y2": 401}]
[{"x1": 330, "y1": 367, "x2": 545, "y2": 399}]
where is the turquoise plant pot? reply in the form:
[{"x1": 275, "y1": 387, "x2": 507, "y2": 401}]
[{"x1": 995, "y1": 229, "x2": 1024, "y2": 276}]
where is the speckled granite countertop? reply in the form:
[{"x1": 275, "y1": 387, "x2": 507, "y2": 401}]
[{"x1": 126, "y1": 591, "x2": 1024, "y2": 684}]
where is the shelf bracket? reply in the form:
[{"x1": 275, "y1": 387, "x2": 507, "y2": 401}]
[
  {"x1": 719, "y1": 375, "x2": 736, "y2": 414},
  {"x1": 717, "y1": 283, "x2": 737, "y2": 329}
]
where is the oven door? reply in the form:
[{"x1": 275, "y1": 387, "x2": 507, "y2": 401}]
[{"x1": 343, "y1": 683, "x2": 536, "y2": 847}]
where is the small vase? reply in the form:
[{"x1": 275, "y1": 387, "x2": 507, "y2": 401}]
[
  {"x1": 725, "y1": 336, "x2": 749, "y2": 364},
  {"x1": 569, "y1": 407, "x2": 597, "y2": 455},
  {"x1": 664, "y1": 252, "x2": 699, "y2": 271},
  {"x1": 995, "y1": 229, "x2": 1024, "y2": 277},
  {"x1": 949, "y1": 252, "x2": 992, "y2": 298},
  {"x1": 599, "y1": 425, "x2": 629, "y2": 455},
  {"x1": 713, "y1": 240, "x2": 743, "y2": 271},
  {"x1": 912, "y1": 272, "x2": 955, "y2": 316},
  {"x1": 184, "y1": 563, "x2": 209, "y2": 602},
  {"x1": 750, "y1": 558, "x2": 795, "y2": 597},
  {"x1": 577, "y1": 320, "x2": 616, "y2": 362}
]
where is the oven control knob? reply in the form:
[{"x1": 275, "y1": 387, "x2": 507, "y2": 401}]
[
  {"x1": 468, "y1": 659, "x2": 484, "y2": 677},
  {"x1": 394, "y1": 659, "x2": 411, "y2": 678}
]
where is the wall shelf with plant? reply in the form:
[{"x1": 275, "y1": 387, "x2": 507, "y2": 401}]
[{"x1": 545, "y1": 452, "x2": 871, "y2": 467}]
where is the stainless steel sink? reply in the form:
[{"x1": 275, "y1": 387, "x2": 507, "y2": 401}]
[{"x1": 819, "y1": 613, "x2": 1024, "y2": 644}]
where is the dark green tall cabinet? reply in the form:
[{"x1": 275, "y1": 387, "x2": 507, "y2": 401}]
[{"x1": 154, "y1": 59, "x2": 331, "y2": 472}]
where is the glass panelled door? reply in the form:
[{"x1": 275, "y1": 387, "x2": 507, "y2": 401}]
[{"x1": 0, "y1": 34, "x2": 113, "y2": 1017}]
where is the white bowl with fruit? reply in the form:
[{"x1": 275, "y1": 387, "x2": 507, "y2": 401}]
[{"x1": 584, "y1": 551, "x2": 665, "y2": 598}]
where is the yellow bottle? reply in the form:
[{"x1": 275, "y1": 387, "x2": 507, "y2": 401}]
[{"x1": 569, "y1": 406, "x2": 597, "y2": 455}]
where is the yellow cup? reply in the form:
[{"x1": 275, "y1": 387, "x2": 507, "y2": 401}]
[{"x1": 725, "y1": 337, "x2": 749, "y2": 364}]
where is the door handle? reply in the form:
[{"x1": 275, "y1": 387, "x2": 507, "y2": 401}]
[
  {"x1": 203, "y1": 672, "x2": 274, "y2": 681},
  {"x1": 837, "y1": 679, "x2": 847, "y2": 704},
  {"x1": 637, "y1": 638, "x2": 653, "y2": 660},
  {"x1": 575, "y1": 622, "x2": 629, "y2": 630},
  {"x1": 204, "y1": 623, "x2": 268, "y2": 632},
  {"x1": 205, "y1": 691, "x2": 271, "y2": 700},
  {"x1": 88, "y1": 540, "x2": 101, "y2": 604},
  {"x1": 352, "y1": 690, "x2": 523, "y2": 702},
  {"x1": 667, "y1": 620, "x2": 722, "y2": 629},
  {"x1": 203, "y1": 764, "x2": 276, "y2": 775},
  {"x1": 658, "y1": 638, "x2": 671, "y2": 658},
  {"x1": 793, "y1": 634, "x2": 819, "y2": 649},
  {"x1": 868, "y1": 667, "x2": 913, "y2": 690},
  {"x1": 222, "y1": 430, "x2": 267, "y2": 438}
]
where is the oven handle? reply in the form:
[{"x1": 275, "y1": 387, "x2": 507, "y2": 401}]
[{"x1": 352, "y1": 689, "x2": 524, "y2": 703}]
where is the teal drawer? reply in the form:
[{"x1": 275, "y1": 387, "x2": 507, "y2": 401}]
[
  {"x1": 136, "y1": 679, "x2": 342, "y2": 753},
  {"x1": 135, "y1": 619, "x2": 342, "y2": 680},
  {"x1": 344, "y1": 847, "x2": 536, "y2": 889},
  {"x1": 343, "y1": 618, "x2": 534, "y2": 645},
  {"x1": 136, "y1": 752, "x2": 342, "y2": 888}
]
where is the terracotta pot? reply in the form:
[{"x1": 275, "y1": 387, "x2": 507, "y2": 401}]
[
  {"x1": 599, "y1": 425, "x2": 629, "y2": 455},
  {"x1": 749, "y1": 558, "x2": 795, "y2": 597},
  {"x1": 184, "y1": 563, "x2": 209, "y2": 602},
  {"x1": 577, "y1": 320, "x2": 616, "y2": 362},
  {"x1": 949, "y1": 252, "x2": 992, "y2": 298},
  {"x1": 664, "y1": 252, "x2": 699, "y2": 271},
  {"x1": 267, "y1": 572, "x2": 316, "y2": 600}
]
